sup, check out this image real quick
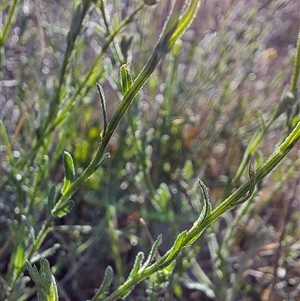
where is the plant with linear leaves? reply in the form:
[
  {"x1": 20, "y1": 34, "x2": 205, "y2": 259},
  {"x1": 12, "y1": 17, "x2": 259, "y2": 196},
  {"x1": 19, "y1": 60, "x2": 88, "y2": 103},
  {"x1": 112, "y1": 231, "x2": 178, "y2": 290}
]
[
  {"x1": 27, "y1": 11, "x2": 300, "y2": 301},
  {"x1": 1, "y1": 0, "x2": 300, "y2": 300}
]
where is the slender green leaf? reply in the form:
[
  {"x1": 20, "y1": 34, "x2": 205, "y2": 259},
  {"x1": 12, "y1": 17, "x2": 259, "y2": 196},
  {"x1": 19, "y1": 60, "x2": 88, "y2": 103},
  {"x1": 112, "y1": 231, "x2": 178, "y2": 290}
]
[
  {"x1": 128, "y1": 252, "x2": 144, "y2": 278},
  {"x1": 163, "y1": 230, "x2": 187, "y2": 265},
  {"x1": 92, "y1": 266, "x2": 114, "y2": 301},
  {"x1": 234, "y1": 161, "x2": 256, "y2": 206},
  {"x1": 197, "y1": 180, "x2": 212, "y2": 223},
  {"x1": 61, "y1": 151, "x2": 75, "y2": 195},
  {"x1": 120, "y1": 63, "x2": 133, "y2": 95},
  {"x1": 141, "y1": 234, "x2": 162, "y2": 271},
  {"x1": 97, "y1": 83, "x2": 108, "y2": 137}
]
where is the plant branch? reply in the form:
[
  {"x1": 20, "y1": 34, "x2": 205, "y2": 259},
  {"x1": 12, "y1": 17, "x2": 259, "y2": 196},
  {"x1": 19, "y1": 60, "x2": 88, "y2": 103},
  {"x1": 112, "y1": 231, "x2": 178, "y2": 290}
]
[{"x1": 103, "y1": 119, "x2": 300, "y2": 301}]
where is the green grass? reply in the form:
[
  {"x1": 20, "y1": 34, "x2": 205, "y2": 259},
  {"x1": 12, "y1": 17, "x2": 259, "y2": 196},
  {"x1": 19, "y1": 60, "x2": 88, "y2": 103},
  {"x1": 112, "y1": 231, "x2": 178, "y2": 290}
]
[{"x1": 1, "y1": 1, "x2": 300, "y2": 300}]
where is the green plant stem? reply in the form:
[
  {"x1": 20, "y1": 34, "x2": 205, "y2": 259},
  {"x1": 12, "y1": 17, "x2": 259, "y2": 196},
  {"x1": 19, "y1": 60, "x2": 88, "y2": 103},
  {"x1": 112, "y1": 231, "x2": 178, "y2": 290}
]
[
  {"x1": 52, "y1": 0, "x2": 195, "y2": 215},
  {"x1": 51, "y1": 47, "x2": 162, "y2": 214},
  {"x1": 291, "y1": 30, "x2": 300, "y2": 97},
  {"x1": 12, "y1": 2, "x2": 94, "y2": 172},
  {"x1": 103, "y1": 120, "x2": 300, "y2": 301},
  {"x1": 187, "y1": 120, "x2": 300, "y2": 243},
  {"x1": 41, "y1": 1, "x2": 93, "y2": 135},
  {"x1": 49, "y1": 3, "x2": 145, "y2": 135},
  {"x1": 224, "y1": 75, "x2": 299, "y2": 200},
  {"x1": 0, "y1": 0, "x2": 20, "y2": 47},
  {"x1": 223, "y1": 156, "x2": 300, "y2": 251},
  {"x1": 17, "y1": 3, "x2": 145, "y2": 172},
  {"x1": 103, "y1": 0, "x2": 201, "y2": 148},
  {"x1": 0, "y1": 0, "x2": 20, "y2": 75},
  {"x1": 232, "y1": 99, "x2": 287, "y2": 188},
  {"x1": 24, "y1": 2, "x2": 202, "y2": 283}
]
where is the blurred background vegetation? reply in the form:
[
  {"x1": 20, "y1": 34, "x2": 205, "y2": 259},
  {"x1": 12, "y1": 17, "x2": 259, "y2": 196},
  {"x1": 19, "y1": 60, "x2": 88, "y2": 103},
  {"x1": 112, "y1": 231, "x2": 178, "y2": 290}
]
[{"x1": 1, "y1": 0, "x2": 300, "y2": 300}]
